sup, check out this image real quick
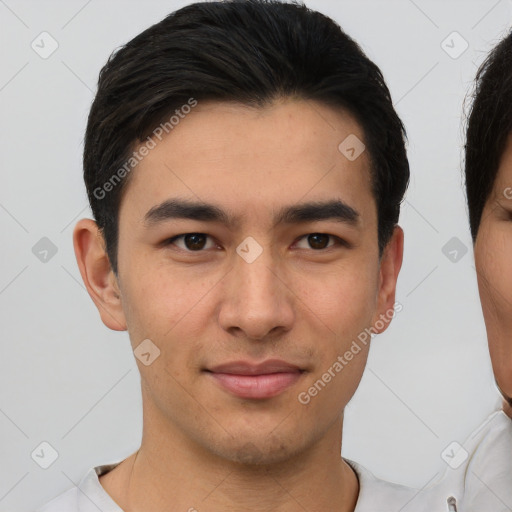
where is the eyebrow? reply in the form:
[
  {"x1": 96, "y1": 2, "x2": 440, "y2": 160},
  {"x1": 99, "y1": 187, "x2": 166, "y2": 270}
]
[{"x1": 143, "y1": 198, "x2": 360, "y2": 229}]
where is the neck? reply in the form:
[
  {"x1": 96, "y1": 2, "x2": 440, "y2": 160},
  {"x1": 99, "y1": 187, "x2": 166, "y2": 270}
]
[
  {"x1": 503, "y1": 398, "x2": 512, "y2": 419},
  {"x1": 497, "y1": 382, "x2": 512, "y2": 419},
  {"x1": 101, "y1": 404, "x2": 359, "y2": 512}
]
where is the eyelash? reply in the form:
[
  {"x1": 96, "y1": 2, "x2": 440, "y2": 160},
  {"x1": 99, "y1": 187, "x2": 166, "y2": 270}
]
[{"x1": 164, "y1": 233, "x2": 348, "y2": 252}]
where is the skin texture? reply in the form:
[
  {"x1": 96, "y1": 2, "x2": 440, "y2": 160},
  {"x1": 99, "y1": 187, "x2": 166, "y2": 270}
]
[
  {"x1": 474, "y1": 133, "x2": 512, "y2": 418},
  {"x1": 73, "y1": 98, "x2": 403, "y2": 512}
]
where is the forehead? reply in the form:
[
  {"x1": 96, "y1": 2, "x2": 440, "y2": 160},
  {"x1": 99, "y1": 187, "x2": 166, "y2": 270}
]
[{"x1": 119, "y1": 99, "x2": 375, "y2": 227}]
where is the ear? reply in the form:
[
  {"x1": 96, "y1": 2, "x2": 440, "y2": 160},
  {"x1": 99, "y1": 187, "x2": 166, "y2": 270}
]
[
  {"x1": 371, "y1": 225, "x2": 404, "y2": 333},
  {"x1": 73, "y1": 218, "x2": 127, "y2": 331}
]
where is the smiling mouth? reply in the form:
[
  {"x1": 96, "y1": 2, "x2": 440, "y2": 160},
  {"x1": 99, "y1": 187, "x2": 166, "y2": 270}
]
[{"x1": 204, "y1": 359, "x2": 305, "y2": 399}]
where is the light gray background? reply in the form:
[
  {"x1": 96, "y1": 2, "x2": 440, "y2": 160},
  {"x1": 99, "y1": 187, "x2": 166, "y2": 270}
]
[{"x1": 1, "y1": 0, "x2": 510, "y2": 510}]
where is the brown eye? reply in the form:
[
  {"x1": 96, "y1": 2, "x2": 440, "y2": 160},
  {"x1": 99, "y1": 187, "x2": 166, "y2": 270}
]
[
  {"x1": 308, "y1": 233, "x2": 331, "y2": 249},
  {"x1": 183, "y1": 234, "x2": 207, "y2": 250},
  {"x1": 167, "y1": 233, "x2": 215, "y2": 251},
  {"x1": 294, "y1": 233, "x2": 342, "y2": 250}
]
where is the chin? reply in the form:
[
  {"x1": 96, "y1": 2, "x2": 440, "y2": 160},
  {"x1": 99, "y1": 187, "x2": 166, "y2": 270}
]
[{"x1": 210, "y1": 434, "x2": 307, "y2": 467}]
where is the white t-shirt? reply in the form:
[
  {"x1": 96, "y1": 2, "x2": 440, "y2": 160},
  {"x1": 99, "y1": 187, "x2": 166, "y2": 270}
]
[
  {"x1": 418, "y1": 409, "x2": 512, "y2": 511},
  {"x1": 35, "y1": 458, "x2": 420, "y2": 512}
]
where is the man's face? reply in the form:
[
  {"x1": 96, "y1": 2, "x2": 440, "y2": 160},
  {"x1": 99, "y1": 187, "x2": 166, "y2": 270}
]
[
  {"x1": 104, "y1": 99, "x2": 401, "y2": 464},
  {"x1": 474, "y1": 133, "x2": 512, "y2": 403}
]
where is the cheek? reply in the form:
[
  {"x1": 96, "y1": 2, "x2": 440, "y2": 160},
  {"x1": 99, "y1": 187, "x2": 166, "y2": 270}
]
[
  {"x1": 475, "y1": 228, "x2": 512, "y2": 393},
  {"x1": 294, "y1": 262, "x2": 379, "y2": 351},
  {"x1": 331, "y1": 264, "x2": 378, "y2": 324},
  {"x1": 118, "y1": 258, "x2": 214, "y2": 349},
  {"x1": 476, "y1": 229, "x2": 512, "y2": 320}
]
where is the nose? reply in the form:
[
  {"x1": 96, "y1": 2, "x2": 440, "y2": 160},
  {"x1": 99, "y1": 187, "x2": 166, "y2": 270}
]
[{"x1": 218, "y1": 245, "x2": 295, "y2": 341}]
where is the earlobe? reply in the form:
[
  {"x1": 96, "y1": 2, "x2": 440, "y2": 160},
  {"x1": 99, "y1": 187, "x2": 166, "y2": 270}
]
[
  {"x1": 73, "y1": 218, "x2": 127, "y2": 331},
  {"x1": 372, "y1": 225, "x2": 404, "y2": 334}
]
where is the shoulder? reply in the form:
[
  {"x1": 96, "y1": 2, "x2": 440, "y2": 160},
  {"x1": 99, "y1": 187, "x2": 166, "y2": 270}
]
[
  {"x1": 467, "y1": 408, "x2": 512, "y2": 453},
  {"x1": 35, "y1": 462, "x2": 124, "y2": 512},
  {"x1": 346, "y1": 459, "x2": 423, "y2": 512},
  {"x1": 417, "y1": 410, "x2": 512, "y2": 511},
  {"x1": 35, "y1": 487, "x2": 79, "y2": 512},
  {"x1": 462, "y1": 410, "x2": 512, "y2": 511}
]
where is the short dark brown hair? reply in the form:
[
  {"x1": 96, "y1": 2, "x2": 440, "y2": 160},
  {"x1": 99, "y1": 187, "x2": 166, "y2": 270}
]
[
  {"x1": 465, "y1": 28, "x2": 512, "y2": 240},
  {"x1": 84, "y1": 0, "x2": 410, "y2": 273}
]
